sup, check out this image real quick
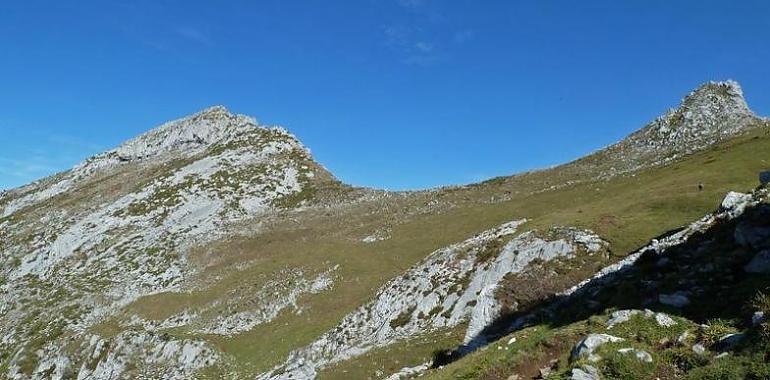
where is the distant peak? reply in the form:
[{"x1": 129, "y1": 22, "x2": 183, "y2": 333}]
[
  {"x1": 642, "y1": 79, "x2": 755, "y2": 136},
  {"x1": 683, "y1": 79, "x2": 747, "y2": 108},
  {"x1": 193, "y1": 105, "x2": 232, "y2": 117},
  {"x1": 613, "y1": 79, "x2": 760, "y2": 167}
]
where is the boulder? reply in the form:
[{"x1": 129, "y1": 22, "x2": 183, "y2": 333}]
[
  {"x1": 571, "y1": 365, "x2": 601, "y2": 380},
  {"x1": 720, "y1": 191, "x2": 752, "y2": 218},
  {"x1": 716, "y1": 333, "x2": 746, "y2": 351},
  {"x1": 606, "y1": 310, "x2": 640, "y2": 329},
  {"x1": 655, "y1": 312, "x2": 677, "y2": 327},
  {"x1": 745, "y1": 250, "x2": 770, "y2": 273},
  {"x1": 571, "y1": 334, "x2": 624, "y2": 362},
  {"x1": 752, "y1": 311, "x2": 766, "y2": 326},
  {"x1": 659, "y1": 292, "x2": 691, "y2": 308}
]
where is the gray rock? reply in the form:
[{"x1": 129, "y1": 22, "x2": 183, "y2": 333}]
[
  {"x1": 655, "y1": 312, "x2": 677, "y2": 327},
  {"x1": 618, "y1": 348, "x2": 653, "y2": 363},
  {"x1": 659, "y1": 292, "x2": 691, "y2": 308},
  {"x1": 692, "y1": 343, "x2": 706, "y2": 355},
  {"x1": 745, "y1": 250, "x2": 770, "y2": 273},
  {"x1": 716, "y1": 333, "x2": 746, "y2": 351},
  {"x1": 752, "y1": 311, "x2": 766, "y2": 326},
  {"x1": 720, "y1": 191, "x2": 752, "y2": 218},
  {"x1": 571, "y1": 365, "x2": 601, "y2": 380},
  {"x1": 571, "y1": 334, "x2": 624, "y2": 362},
  {"x1": 606, "y1": 310, "x2": 640, "y2": 329}
]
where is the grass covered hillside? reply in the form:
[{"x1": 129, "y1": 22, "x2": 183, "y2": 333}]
[{"x1": 1, "y1": 81, "x2": 769, "y2": 380}]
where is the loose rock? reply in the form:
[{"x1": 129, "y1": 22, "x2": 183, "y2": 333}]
[{"x1": 571, "y1": 334, "x2": 624, "y2": 362}]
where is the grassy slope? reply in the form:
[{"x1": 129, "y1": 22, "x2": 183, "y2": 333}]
[
  {"x1": 313, "y1": 126, "x2": 770, "y2": 378},
  {"x1": 107, "y1": 124, "x2": 770, "y2": 378},
  {"x1": 418, "y1": 199, "x2": 770, "y2": 380}
]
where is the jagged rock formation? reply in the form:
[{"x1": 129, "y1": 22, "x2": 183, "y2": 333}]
[{"x1": 568, "y1": 80, "x2": 764, "y2": 179}]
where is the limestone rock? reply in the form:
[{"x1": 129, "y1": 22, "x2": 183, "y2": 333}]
[
  {"x1": 606, "y1": 310, "x2": 640, "y2": 329},
  {"x1": 655, "y1": 312, "x2": 677, "y2": 327},
  {"x1": 571, "y1": 334, "x2": 624, "y2": 362},
  {"x1": 720, "y1": 191, "x2": 752, "y2": 218},
  {"x1": 571, "y1": 365, "x2": 601, "y2": 380}
]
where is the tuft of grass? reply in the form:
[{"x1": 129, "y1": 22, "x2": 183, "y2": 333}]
[
  {"x1": 699, "y1": 319, "x2": 738, "y2": 347},
  {"x1": 390, "y1": 306, "x2": 416, "y2": 329}
]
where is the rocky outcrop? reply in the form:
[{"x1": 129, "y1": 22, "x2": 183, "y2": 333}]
[
  {"x1": 572, "y1": 80, "x2": 763, "y2": 179},
  {"x1": 257, "y1": 222, "x2": 607, "y2": 379},
  {"x1": 571, "y1": 334, "x2": 624, "y2": 362}
]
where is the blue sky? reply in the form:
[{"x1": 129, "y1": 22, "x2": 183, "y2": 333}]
[{"x1": 1, "y1": 1, "x2": 769, "y2": 190}]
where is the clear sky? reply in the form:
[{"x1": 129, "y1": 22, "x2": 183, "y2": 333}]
[{"x1": 1, "y1": 1, "x2": 769, "y2": 191}]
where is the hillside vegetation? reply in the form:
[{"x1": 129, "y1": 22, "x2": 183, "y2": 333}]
[{"x1": 1, "y1": 81, "x2": 769, "y2": 380}]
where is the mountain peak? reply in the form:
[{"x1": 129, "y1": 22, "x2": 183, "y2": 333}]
[
  {"x1": 622, "y1": 80, "x2": 759, "y2": 155},
  {"x1": 577, "y1": 80, "x2": 765, "y2": 179},
  {"x1": 678, "y1": 79, "x2": 751, "y2": 119},
  {"x1": 112, "y1": 105, "x2": 256, "y2": 162}
]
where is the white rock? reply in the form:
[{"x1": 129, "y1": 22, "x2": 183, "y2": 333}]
[
  {"x1": 606, "y1": 310, "x2": 640, "y2": 329},
  {"x1": 384, "y1": 362, "x2": 432, "y2": 380},
  {"x1": 617, "y1": 348, "x2": 653, "y2": 363},
  {"x1": 571, "y1": 365, "x2": 601, "y2": 380},
  {"x1": 720, "y1": 191, "x2": 752, "y2": 217},
  {"x1": 571, "y1": 334, "x2": 624, "y2": 362},
  {"x1": 655, "y1": 312, "x2": 677, "y2": 327}
]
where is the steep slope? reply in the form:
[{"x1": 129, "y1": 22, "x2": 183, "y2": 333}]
[
  {"x1": 0, "y1": 106, "x2": 340, "y2": 379},
  {"x1": 468, "y1": 80, "x2": 764, "y2": 195},
  {"x1": 0, "y1": 80, "x2": 768, "y2": 380},
  {"x1": 419, "y1": 186, "x2": 770, "y2": 380}
]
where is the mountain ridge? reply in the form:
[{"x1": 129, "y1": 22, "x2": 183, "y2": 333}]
[{"x1": 1, "y1": 80, "x2": 769, "y2": 380}]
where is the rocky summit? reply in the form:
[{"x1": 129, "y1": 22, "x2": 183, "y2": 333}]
[{"x1": 2, "y1": 81, "x2": 770, "y2": 380}]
